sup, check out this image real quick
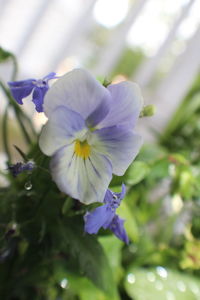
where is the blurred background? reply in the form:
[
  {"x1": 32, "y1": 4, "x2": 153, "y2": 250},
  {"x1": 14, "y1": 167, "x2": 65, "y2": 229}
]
[
  {"x1": 0, "y1": 0, "x2": 200, "y2": 299},
  {"x1": 0, "y1": 0, "x2": 200, "y2": 137}
]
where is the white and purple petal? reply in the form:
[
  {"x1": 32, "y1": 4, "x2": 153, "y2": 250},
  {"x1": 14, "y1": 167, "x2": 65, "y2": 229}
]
[
  {"x1": 39, "y1": 106, "x2": 86, "y2": 156},
  {"x1": 89, "y1": 125, "x2": 142, "y2": 176},
  {"x1": 43, "y1": 69, "x2": 111, "y2": 125},
  {"x1": 50, "y1": 146, "x2": 112, "y2": 204},
  {"x1": 98, "y1": 81, "x2": 143, "y2": 130}
]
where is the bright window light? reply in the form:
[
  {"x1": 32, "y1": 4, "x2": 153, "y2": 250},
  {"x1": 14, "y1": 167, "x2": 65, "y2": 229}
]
[{"x1": 94, "y1": 0, "x2": 129, "y2": 28}]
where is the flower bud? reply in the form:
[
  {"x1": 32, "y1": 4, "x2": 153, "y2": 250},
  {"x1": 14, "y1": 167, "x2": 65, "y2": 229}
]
[{"x1": 140, "y1": 105, "x2": 156, "y2": 117}]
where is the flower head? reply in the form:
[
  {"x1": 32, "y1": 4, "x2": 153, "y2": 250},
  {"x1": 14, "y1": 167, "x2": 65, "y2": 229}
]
[
  {"x1": 8, "y1": 72, "x2": 57, "y2": 112},
  {"x1": 84, "y1": 184, "x2": 129, "y2": 243},
  {"x1": 8, "y1": 161, "x2": 35, "y2": 177},
  {"x1": 39, "y1": 69, "x2": 143, "y2": 204}
]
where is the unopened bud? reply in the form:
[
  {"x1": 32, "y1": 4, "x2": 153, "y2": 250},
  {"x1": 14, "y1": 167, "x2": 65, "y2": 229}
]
[
  {"x1": 140, "y1": 105, "x2": 156, "y2": 117},
  {"x1": 102, "y1": 78, "x2": 112, "y2": 88}
]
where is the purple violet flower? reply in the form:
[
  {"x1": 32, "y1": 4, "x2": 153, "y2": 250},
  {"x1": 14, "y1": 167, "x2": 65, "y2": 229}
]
[
  {"x1": 8, "y1": 72, "x2": 57, "y2": 112},
  {"x1": 84, "y1": 184, "x2": 129, "y2": 244},
  {"x1": 8, "y1": 161, "x2": 35, "y2": 177},
  {"x1": 39, "y1": 69, "x2": 143, "y2": 204}
]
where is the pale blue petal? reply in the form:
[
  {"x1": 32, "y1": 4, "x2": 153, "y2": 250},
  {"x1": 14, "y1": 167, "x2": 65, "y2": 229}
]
[
  {"x1": 43, "y1": 69, "x2": 111, "y2": 124},
  {"x1": 90, "y1": 125, "x2": 142, "y2": 176},
  {"x1": 98, "y1": 81, "x2": 143, "y2": 130},
  {"x1": 39, "y1": 106, "x2": 86, "y2": 156},
  {"x1": 50, "y1": 146, "x2": 113, "y2": 204}
]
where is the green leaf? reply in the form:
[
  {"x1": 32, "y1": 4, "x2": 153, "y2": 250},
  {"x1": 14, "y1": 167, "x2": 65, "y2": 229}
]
[
  {"x1": 110, "y1": 161, "x2": 150, "y2": 187},
  {"x1": 117, "y1": 201, "x2": 139, "y2": 243},
  {"x1": 0, "y1": 47, "x2": 14, "y2": 63},
  {"x1": 98, "y1": 236, "x2": 124, "y2": 283},
  {"x1": 62, "y1": 197, "x2": 73, "y2": 215},
  {"x1": 125, "y1": 161, "x2": 150, "y2": 186},
  {"x1": 60, "y1": 217, "x2": 117, "y2": 297},
  {"x1": 124, "y1": 267, "x2": 200, "y2": 300},
  {"x1": 72, "y1": 277, "x2": 119, "y2": 300},
  {"x1": 58, "y1": 273, "x2": 120, "y2": 300}
]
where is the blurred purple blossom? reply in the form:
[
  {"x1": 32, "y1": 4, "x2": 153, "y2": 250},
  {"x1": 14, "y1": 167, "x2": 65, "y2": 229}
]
[{"x1": 8, "y1": 161, "x2": 35, "y2": 177}]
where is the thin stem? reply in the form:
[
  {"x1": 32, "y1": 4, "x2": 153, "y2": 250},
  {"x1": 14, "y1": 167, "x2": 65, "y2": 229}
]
[
  {"x1": 15, "y1": 109, "x2": 32, "y2": 144},
  {"x1": 2, "y1": 105, "x2": 11, "y2": 162},
  {"x1": 10, "y1": 54, "x2": 18, "y2": 81},
  {"x1": 20, "y1": 112, "x2": 37, "y2": 139}
]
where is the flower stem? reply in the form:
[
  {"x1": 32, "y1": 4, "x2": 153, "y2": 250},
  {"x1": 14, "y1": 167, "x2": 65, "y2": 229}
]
[
  {"x1": 10, "y1": 54, "x2": 18, "y2": 81},
  {"x1": 2, "y1": 105, "x2": 11, "y2": 162},
  {"x1": 15, "y1": 109, "x2": 32, "y2": 144}
]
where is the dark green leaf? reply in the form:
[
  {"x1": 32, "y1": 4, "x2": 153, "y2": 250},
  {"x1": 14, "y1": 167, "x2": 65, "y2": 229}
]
[{"x1": 60, "y1": 217, "x2": 117, "y2": 296}]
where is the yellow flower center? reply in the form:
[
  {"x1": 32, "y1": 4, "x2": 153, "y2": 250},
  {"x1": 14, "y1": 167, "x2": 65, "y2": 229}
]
[{"x1": 74, "y1": 140, "x2": 91, "y2": 159}]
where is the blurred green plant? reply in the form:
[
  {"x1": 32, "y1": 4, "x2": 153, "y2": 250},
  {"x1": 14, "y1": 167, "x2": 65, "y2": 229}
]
[{"x1": 0, "y1": 47, "x2": 200, "y2": 300}]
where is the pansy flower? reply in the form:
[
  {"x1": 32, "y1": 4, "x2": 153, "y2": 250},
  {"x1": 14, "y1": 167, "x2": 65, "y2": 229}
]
[
  {"x1": 39, "y1": 69, "x2": 143, "y2": 204},
  {"x1": 84, "y1": 184, "x2": 129, "y2": 243},
  {"x1": 8, "y1": 72, "x2": 57, "y2": 112}
]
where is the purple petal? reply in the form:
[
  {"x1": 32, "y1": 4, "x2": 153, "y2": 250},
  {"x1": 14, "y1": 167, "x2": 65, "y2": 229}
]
[
  {"x1": 43, "y1": 69, "x2": 111, "y2": 122},
  {"x1": 84, "y1": 204, "x2": 115, "y2": 234},
  {"x1": 104, "y1": 184, "x2": 126, "y2": 209},
  {"x1": 104, "y1": 189, "x2": 114, "y2": 204},
  {"x1": 98, "y1": 81, "x2": 143, "y2": 130},
  {"x1": 32, "y1": 86, "x2": 48, "y2": 112},
  {"x1": 115, "y1": 183, "x2": 126, "y2": 201},
  {"x1": 86, "y1": 96, "x2": 110, "y2": 128},
  {"x1": 108, "y1": 215, "x2": 129, "y2": 244},
  {"x1": 8, "y1": 79, "x2": 35, "y2": 105},
  {"x1": 39, "y1": 106, "x2": 86, "y2": 156},
  {"x1": 90, "y1": 125, "x2": 142, "y2": 176},
  {"x1": 43, "y1": 72, "x2": 57, "y2": 81},
  {"x1": 8, "y1": 79, "x2": 35, "y2": 88}
]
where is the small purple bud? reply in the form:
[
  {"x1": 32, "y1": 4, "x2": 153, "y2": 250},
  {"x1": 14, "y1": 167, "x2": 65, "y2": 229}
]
[{"x1": 8, "y1": 161, "x2": 35, "y2": 177}]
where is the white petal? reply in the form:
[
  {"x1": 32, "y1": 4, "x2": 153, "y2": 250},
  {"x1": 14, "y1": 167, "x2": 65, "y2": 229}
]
[
  {"x1": 39, "y1": 106, "x2": 87, "y2": 156},
  {"x1": 50, "y1": 145, "x2": 112, "y2": 204}
]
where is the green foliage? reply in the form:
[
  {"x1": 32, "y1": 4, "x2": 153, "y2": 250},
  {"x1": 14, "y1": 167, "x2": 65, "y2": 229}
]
[
  {"x1": 1, "y1": 51, "x2": 200, "y2": 300},
  {"x1": 161, "y1": 73, "x2": 200, "y2": 162},
  {"x1": 0, "y1": 148, "x2": 117, "y2": 299},
  {"x1": 112, "y1": 47, "x2": 145, "y2": 78},
  {"x1": 125, "y1": 267, "x2": 200, "y2": 300}
]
